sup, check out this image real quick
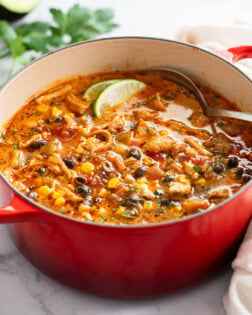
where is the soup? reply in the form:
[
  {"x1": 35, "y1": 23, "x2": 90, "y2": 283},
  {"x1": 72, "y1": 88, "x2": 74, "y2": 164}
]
[{"x1": 0, "y1": 70, "x2": 251, "y2": 224}]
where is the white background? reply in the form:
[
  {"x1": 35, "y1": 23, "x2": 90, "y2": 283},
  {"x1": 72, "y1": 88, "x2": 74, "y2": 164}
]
[{"x1": 1, "y1": 0, "x2": 252, "y2": 314}]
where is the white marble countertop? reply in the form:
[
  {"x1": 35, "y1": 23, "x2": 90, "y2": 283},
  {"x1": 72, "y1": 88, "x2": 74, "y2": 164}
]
[{"x1": 1, "y1": 0, "x2": 252, "y2": 314}]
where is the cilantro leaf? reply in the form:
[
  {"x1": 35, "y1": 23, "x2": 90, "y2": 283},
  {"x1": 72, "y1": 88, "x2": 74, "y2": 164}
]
[
  {"x1": 0, "y1": 4, "x2": 118, "y2": 79},
  {"x1": 0, "y1": 21, "x2": 25, "y2": 58}
]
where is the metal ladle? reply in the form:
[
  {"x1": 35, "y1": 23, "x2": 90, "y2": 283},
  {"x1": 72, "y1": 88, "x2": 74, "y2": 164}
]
[{"x1": 143, "y1": 66, "x2": 252, "y2": 122}]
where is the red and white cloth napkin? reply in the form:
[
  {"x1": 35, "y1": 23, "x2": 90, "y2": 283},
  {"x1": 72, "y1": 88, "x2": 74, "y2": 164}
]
[{"x1": 175, "y1": 24, "x2": 252, "y2": 315}]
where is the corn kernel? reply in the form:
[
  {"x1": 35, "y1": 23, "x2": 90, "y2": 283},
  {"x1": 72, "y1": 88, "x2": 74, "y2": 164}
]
[
  {"x1": 98, "y1": 188, "x2": 107, "y2": 197},
  {"x1": 115, "y1": 206, "x2": 125, "y2": 215},
  {"x1": 160, "y1": 129, "x2": 168, "y2": 136},
  {"x1": 51, "y1": 106, "x2": 61, "y2": 117},
  {"x1": 143, "y1": 200, "x2": 154, "y2": 210},
  {"x1": 108, "y1": 177, "x2": 120, "y2": 189},
  {"x1": 55, "y1": 197, "x2": 66, "y2": 206},
  {"x1": 37, "y1": 104, "x2": 49, "y2": 113},
  {"x1": 81, "y1": 162, "x2": 94, "y2": 174},
  {"x1": 68, "y1": 112, "x2": 75, "y2": 118},
  {"x1": 114, "y1": 145, "x2": 126, "y2": 155},
  {"x1": 143, "y1": 157, "x2": 153, "y2": 165},
  {"x1": 196, "y1": 177, "x2": 206, "y2": 185},
  {"x1": 52, "y1": 191, "x2": 61, "y2": 199},
  {"x1": 37, "y1": 186, "x2": 52, "y2": 197},
  {"x1": 136, "y1": 178, "x2": 146, "y2": 184}
]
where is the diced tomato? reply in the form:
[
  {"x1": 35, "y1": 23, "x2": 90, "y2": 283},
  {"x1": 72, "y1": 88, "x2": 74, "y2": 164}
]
[
  {"x1": 191, "y1": 156, "x2": 205, "y2": 165},
  {"x1": 146, "y1": 151, "x2": 167, "y2": 161}
]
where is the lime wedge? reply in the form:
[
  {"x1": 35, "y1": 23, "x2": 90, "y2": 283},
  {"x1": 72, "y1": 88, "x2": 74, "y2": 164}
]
[
  {"x1": 93, "y1": 79, "x2": 146, "y2": 117},
  {"x1": 83, "y1": 79, "x2": 121, "y2": 101}
]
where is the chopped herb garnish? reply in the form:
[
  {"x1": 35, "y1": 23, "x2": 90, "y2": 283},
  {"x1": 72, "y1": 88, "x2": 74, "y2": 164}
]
[
  {"x1": 217, "y1": 122, "x2": 224, "y2": 127},
  {"x1": 12, "y1": 144, "x2": 19, "y2": 150},
  {"x1": 193, "y1": 166, "x2": 202, "y2": 174},
  {"x1": 59, "y1": 208, "x2": 67, "y2": 213}
]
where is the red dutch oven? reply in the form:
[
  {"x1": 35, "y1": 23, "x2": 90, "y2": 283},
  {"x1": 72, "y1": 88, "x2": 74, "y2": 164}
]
[{"x1": 0, "y1": 38, "x2": 252, "y2": 299}]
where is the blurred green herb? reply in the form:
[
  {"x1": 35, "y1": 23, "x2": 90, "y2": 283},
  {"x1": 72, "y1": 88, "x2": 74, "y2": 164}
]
[{"x1": 0, "y1": 4, "x2": 118, "y2": 77}]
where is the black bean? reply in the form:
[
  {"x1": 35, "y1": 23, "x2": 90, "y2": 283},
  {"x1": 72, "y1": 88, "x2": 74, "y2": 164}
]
[
  {"x1": 244, "y1": 168, "x2": 252, "y2": 176},
  {"x1": 75, "y1": 176, "x2": 87, "y2": 185},
  {"x1": 29, "y1": 139, "x2": 47, "y2": 150},
  {"x1": 227, "y1": 157, "x2": 239, "y2": 169},
  {"x1": 76, "y1": 185, "x2": 91, "y2": 196},
  {"x1": 44, "y1": 118, "x2": 52, "y2": 124},
  {"x1": 242, "y1": 174, "x2": 251, "y2": 183},
  {"x1": 213, "y1": 162, "x2": 224, "y2": 174},
  {"x1": 235, "y1": 168, "x2": 244, "y2": 179},
  {"x1": 128, "y1": 148, "x2": 141, "y2": 160},
  {"x1": 54, "y1": 116, "x2": 65, "y2": 123},
  {"x1": 160, "y1": 198, "x2": 171, "y2": 206},
  {"x1": 63, "y1": 157, "x2": 75, "y2": 169},
  {"x1": 37, "y1": 167, "x2": 46, "y2": 175},
  {"x1": 124, "y1": 195, "x2": 140, "y2": 207},
  {"x1": 134, "y1": 166, "x2": 147, "y2": 178},
  {"x1": 27, "y1": 192, "x2": 37, "y2": 200}
]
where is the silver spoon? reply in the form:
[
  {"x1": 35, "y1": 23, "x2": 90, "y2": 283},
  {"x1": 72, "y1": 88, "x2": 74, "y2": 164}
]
[{"x1": 142, "y1": 66, "x2": 252, "y2": 122}]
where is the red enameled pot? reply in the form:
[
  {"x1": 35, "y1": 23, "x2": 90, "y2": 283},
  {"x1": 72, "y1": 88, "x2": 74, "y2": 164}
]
[{"x1": 0, "y1": 38, "x2": 252, "y2": 299}]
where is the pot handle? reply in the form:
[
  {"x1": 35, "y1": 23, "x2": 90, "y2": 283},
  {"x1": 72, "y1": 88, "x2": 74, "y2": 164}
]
[
  {"x1": 214, "y1": 46, "x2": 252, "y2": 63},
  {"x1": 0, "y1": 180, "x2": 47, "y2": 223}
]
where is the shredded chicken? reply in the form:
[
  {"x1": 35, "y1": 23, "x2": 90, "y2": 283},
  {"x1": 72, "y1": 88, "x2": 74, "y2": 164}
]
[
  {"x1": 63, "y1": 114, "x2": 76, "y2": 128},
  {"x1": 184, "y1": 137, "x2": 212, "y2": 156},
  {"x1": 152, "y1": 92, "x2": 166, "y2": 111},
  {"x1": 106, "y1": 151, "x2": 126, "y2": 172},
  {"x1": 37, "y1": 85, "x2": 72, "y2": 104},
  {"x1": 182, "y1": 199, "x2": 209, "y2": 214},
  {"x1": 166, "y1": 181, "x2": 192, "y2": 197},
  {"x1": 108, "y1": 115, "x2": 125, "y2": 133},
  {"x1": 134, "y1": 110, "x2": 158, "y2": 121},
  {"x1": 67, "y1": 94, "x2": 89, "y2": 115},
  {"x1": 10, "y1": 150, "x2": 25, "y2": 168},
  {"x1": 135, "y1": 119, "x2": 158, "y2": 137},
  {"x1": 48, "y1": 153, "x2": 76, "y2": 182},
  {"x1": 123, "y1": 157, "x2": 141, "y2": 170},
  {"x1": 183, "y1": 161, "x2": 199, "y2": 180},
  {"x1": 87, "y1": 130, "x2": 113, "y2": 153},
  {"x1": 55, "y1": 183, "x2": 82, "y2": 202},
  {"x1": 146, "y1": 165, "x2": 163, "y2": 179},
  {"x1": 208, "y1": 188, "x2": 230, "y2": 201},
  {"x1": 19, "y1": 134, "x2": 42, "y2": 149}
]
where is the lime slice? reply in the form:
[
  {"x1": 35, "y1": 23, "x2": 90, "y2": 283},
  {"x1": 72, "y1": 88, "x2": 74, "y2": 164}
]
[
  {"x1": 93, "y1": 79, "x2": 146, "y2": 117},
  {"x1": 83, "y1": 79, "x2": 121, "y2": 101}
]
